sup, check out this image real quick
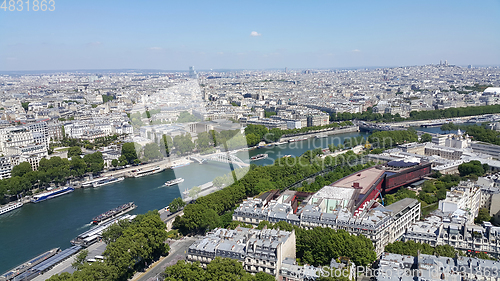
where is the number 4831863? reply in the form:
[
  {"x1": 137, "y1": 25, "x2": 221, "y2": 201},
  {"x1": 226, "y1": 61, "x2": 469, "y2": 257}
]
[{"x1": 1, "y1": 0, "x2": 55, "y2": 11}]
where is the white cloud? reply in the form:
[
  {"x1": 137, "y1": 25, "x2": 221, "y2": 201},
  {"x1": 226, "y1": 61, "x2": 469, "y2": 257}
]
[
  {"x1": 250, "y1": 31, "x2": 261, "y2": 37},
  {"x1": 352, "y1": 49, "x2": 361, "y2": 53},
  {"x1": 149, "y1": 47, "x2": 163, "y2": 50}
]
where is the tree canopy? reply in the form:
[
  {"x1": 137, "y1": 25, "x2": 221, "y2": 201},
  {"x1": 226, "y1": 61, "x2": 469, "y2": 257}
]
[
  {"x1": 176, "y1": 111, "x2": 201, "y2": 123},
  {"x1": 385, "y1": 240, "x2": 460, "y2": 258},
  {"x1": 458, "y1": 160, "x2": 487, "y2": 178},
  {"x1": 121, "y1": 142, "x2": 139, "y2": 164},
  {"x1": 163, "y1": 258, "x2": 274, "y2": 281},
  {"x1": 47, "y1": 211, "x2": 169, "y2": 281}
]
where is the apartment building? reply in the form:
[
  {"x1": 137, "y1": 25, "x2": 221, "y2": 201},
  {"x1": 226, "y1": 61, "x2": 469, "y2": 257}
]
[
  {"x1": 233, "y1": 196, "x2": 420, "y2": 255},
  {"x1": 404, "y1": 218, "x2": 500, "y2": 258},
  {"x1": 187, "y1": 227, "x2": 296, "y2": 278},
  {"x1": 0, "y1": 157, "x2": 12, "y2": 180},
  {"x1": 27, "y1": 121, "x2": 49, "y2": 148},
  {"x1": 0, "y1": 127, "x2": 34, "y2": 153},
  {"x1": 377, "y1": 251, "x2": 500, "y2": 281},
  {"x1": 438, "y1": 181, "x2": 481, "y2": 223}
]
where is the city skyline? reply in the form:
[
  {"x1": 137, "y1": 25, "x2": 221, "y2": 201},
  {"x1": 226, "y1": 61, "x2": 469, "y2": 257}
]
[{"x1": 1, "y1": 0, "x2": 499, "y2": 71}]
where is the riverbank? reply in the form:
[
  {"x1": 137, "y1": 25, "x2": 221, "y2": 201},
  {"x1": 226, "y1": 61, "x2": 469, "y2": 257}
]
[
  {"x1": 279, "y1": 126, "x2": 359, "y2": 142},
  {"x1": 0, "y1": 129, "x2": 370, "y2": 274},
  {"x1": 99, "y1": 157, "x2": 193, "y2": 179}
]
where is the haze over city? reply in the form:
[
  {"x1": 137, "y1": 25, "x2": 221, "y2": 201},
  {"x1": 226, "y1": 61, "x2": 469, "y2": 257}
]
[
  {"x1": 4, "y1": 1, "x2": 500, "y2": 281},
  {"x1": 1, "y1": 0, "x2": 499, "y2": 71}
]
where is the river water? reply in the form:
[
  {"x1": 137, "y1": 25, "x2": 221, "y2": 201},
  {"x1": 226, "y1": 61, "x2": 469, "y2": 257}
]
[{"x1": 0, "y1": 131, "x2": 369, "y2": 273}]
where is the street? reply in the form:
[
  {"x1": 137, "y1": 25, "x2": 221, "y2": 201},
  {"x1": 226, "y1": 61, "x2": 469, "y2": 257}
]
[{"x1": 131, "y1": 237, "x2": 198, "y2": 281}]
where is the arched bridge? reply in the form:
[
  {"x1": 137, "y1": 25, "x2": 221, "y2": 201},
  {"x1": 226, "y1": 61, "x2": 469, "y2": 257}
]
[{"x1": 195, "y1": 153, "x2": 249, "y2": 168}]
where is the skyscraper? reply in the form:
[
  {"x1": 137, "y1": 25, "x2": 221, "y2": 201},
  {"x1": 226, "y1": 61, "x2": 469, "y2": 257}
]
[{"x1": 189, "y1": 66, "x2": 197, "y2": 78}]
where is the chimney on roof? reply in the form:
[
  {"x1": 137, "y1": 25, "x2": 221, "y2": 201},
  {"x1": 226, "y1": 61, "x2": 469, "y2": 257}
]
[{"x1": 353, "y1": 182, "x2": 360, "y2": 188}]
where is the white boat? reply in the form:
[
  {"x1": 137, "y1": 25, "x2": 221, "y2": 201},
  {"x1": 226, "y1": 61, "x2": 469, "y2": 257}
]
[
  {"x1": 165, "y1": 178, "x2": 184, "y2": 186},
  {"x1": 92, "y1": 177, "x2": 125, "y2": 187},
  {"x1": 134, "y1": 166, "x2": 164, "y2": 178},
  {"x1": 82, "y1": 177, "x2": 109, "y2": 188},
  {"x1": 251, "y1": 154, "x2": 268, "y2": 161},
  {"x1": 31, "y1": 186, "x2": 75, "y2": 203},
  {"x1": 0, "y1": 201, "x2": 23, "y2": 215}
]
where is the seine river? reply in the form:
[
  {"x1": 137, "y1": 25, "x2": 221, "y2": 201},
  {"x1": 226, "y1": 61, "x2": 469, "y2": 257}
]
[{"x1": 0, "y1": 131, "x2": 369, "y2": 273}]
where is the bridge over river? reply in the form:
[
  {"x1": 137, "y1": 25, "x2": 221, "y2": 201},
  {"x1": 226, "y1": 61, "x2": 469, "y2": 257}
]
[{"x1": 190, "y1": 152, "x2": 249, "y2": 168}]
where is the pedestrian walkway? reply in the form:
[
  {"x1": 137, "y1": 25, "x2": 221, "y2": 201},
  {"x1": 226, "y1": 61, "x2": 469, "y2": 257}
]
[{"x1": 31, "y1": 242, "x2": 106, "y2": 281}]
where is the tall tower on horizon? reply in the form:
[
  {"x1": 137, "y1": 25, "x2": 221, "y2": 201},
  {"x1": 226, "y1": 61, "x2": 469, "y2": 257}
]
[{"x1": 189, "y1": 66, "x2": 197, "y2": 78}]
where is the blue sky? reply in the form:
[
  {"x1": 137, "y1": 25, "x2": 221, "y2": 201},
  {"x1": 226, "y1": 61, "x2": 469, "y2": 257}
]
[{"x1": 1, "y1": 0, "x2": 499, "y2": 71}]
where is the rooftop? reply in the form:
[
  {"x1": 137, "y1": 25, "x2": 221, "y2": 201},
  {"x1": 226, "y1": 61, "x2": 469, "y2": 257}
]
[{"x1": 331, "y1": 167, "x2": 385, "y2": 195}]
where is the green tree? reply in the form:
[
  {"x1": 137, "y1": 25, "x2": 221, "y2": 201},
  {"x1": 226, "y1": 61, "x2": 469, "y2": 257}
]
[
  {"x1": 83, "y1": 151, "x2": 104, "y2": 175},
  {"x1": 188, "y1": 186, "x2": 201, "y2": 199},
  {"x1": 245, "y1": 133, "x2": 261, "y2": 147},
  {"x1": 71, "y1": 249, "x2": 88, "y2": 270},
  {"x1": 475, "y1": 208, "x2": 491, "y2": 224},
  {"x1": 205, "y1": 257, "x2": 254, "y2": 281},
  {"x1": 101, "y1": 219, "x2": 131, "y2": 244},
  {"x1": 420, "y1": 133, "x2": 432, "y2": 143},
  {"x1": 440, "y1": 122, "x2": 458, "y2": 133},
  {"x1": 67, "y1": 146, "x2": 82, "y2": 158},
  {"x1": 21, "y1": 102, "x2": 30, "y2": 111},
  {"x1": 164, "y1": 260, "x2": 206, "y2": 281},
  {"x1": 173, "y1": 134, "x2": 195, "y2": 155},
  {"x1": 196, "y1": 132, "x2": 214, "y2": 152},
  {"x1": 70, "y1": 157, "x2": 87, "y2": 178},
  {"x1": 118, "y1": 155, "x2": 128, "y2": 166},
  {"x1": 161, "y1": 134, "x2": 173, "y2": 156},
  {"x1": 173, "y1": 204, "x2": 221, "y2": 234},
  {"x1": 121, "y1": 142, "x2": 138, "y2": 164},
  {"x1": 265, "y1": 128, "x2": 283, "y2": 142},
  {"x1": 176, "y1": 111, "x2": 201, "y2": 123},
  {"x1": 143, "y1": 143, "x2": 163, "y2": 161},
  {"x1": 111, "y1": 159, "x2": 118, "y2": 167},
  {"x1": 169, "y1": 197, "x2": 186, "y2": 213},
  {"x1": 255, "y1": 272, "x2": 276, "y2": 281},
  {"x1": 102, "y1": 95, "x2": 114, "y2": 103},
  {"x1": 458, "y1": 160, "x2": 485, "y2": 177},
  {"x1": 11, "y1": 162, "x2": 32, "y2": 178}
]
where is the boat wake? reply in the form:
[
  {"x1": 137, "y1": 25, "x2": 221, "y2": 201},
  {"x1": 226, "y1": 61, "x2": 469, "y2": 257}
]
[{"x1": 77, "y1": 223, "x2": 93, "y2": 230}]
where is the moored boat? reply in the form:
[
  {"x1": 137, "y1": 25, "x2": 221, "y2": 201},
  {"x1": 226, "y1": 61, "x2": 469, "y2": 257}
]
[
  {"x1": 0, "y1": 201, "x2": 23, "y2": 215},
  {"x1": 31, "y1": 186, "x2": 75, "y2": 203},
  {"x1": 134, "y1": 166, "x2": 164, "y2": 178},
  {"x1": 92, "y1": 177, "x2": 125, "y2": 188},
  {"x1": 82, "y1": 177, "x2": 108, "y2": 188}
]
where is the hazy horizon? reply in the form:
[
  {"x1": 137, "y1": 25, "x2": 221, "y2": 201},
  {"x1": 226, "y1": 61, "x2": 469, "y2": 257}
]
[{"x1": 1, "y1": 0, "x2": 499, "y2": 71}]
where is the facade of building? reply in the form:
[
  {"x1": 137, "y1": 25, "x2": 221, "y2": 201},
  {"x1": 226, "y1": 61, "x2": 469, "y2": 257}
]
[
  {"x1": 187, "y1": 227, "x2": 296, "y2": 278},
  {"x1": 0, "y1": 126, "x2": 34, "y2": 153},
  {"x1": 471, "y1": 141, "x2": 500, "y2": 159},
  {"x1": 438, "y1": 181, "x2": 481, "y2": 223},
  {"x1": 234, "y1": 196, "x2": 420, "y2": 255},
  {"x1": 0, "y1": 157, "x2": 12, "y2": 179},
  {"x1": 377, "y1": 251, "x2": 500, "y2": 281},
  {"x1": 404, "y1": 218, "x2": 500, "y2": 258}
]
